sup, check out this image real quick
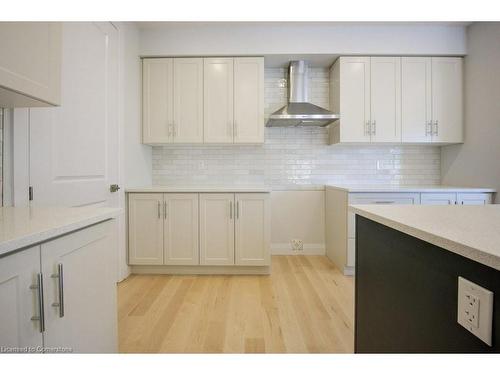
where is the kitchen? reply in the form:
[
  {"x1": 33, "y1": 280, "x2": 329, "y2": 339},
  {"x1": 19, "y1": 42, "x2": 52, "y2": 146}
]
[{"x1": 1, "y1": 4, "x2": 500, "y2": 372}]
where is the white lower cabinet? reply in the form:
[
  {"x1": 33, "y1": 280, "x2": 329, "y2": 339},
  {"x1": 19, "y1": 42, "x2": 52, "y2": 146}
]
[
  {"x1": 326, "y1": 188, "x2": 494, "y2": 275},
  {"x1": 128, "y1": 192, "x2": 271, "y2": 269},
  {"x1": 0, "y1": 221, "x2": 117, "y2": 353},
  {"x1": 234, "y1": 193, "x2": 271, "y2": 266},
  {"x1": 0, "y1": 246, "x2": 43, "y2": 350},
  {"x1": 199, "y1": 193, "x2": 235, "y2": 265},
  {"x1": 128, "y1": 193, "x2": 164, "y2": 265},
  {"x1": 42, "y1": 222, "x2": 117, "y2": 353},
  {"x1": 164, "y1": 194, "x2": 199, "y2": 265}
]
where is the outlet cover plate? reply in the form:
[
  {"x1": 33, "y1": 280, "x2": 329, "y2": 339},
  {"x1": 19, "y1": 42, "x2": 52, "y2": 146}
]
[{"x1": 457, "y1": 276, "x2": 494, "y2": 346}]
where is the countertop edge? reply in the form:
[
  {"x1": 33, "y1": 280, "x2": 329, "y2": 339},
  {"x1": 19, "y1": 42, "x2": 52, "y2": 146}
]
[
  {"x1": 326, "y1": 185, "x2": 497, "y2": 193},
  {"x1": 126, "y1": 187, "x2": 272, "y2": 193},
  {"x1": 349, "y1": 205, "x2": 500, "y2": 272},
  {"x1": 0, "y1": 208, "x2": 122, "y2": 258}
]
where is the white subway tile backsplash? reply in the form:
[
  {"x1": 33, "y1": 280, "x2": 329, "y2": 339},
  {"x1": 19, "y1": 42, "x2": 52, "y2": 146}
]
[{"x1": 152, "y1": 68, "x2": 441, "y2": 190}]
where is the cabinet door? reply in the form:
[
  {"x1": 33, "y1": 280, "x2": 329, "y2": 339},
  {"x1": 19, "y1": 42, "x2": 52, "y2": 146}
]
[
  {"x1": 128, "y1": 193, "x2": 164, "y2": 265},
  {"x1": 431, "y1": 57, "x2": 464, "y2": 143},
  {"x1": 421, "y1": 193, "x2": 457, "y2": 205},
  {"x1": 235, "y1": 193, "x2": 270, "y2": 266},
  {"x1": 142, "y1": 58, "x2": 173, "y2": 144},
  {"x1": 0, "y1": 246, "x2": 43, "y2": 349},
  {"x1": 0, "y1": 22, "x2": 61, "y2": 107},
  {"x1": 339, "y1": 57, "x2": 371, "y2": 143},
  {"x1": 164, "y1": 193, "x2": 200, "y2": 265},
  {"x1": 234, "y1": 57, "x2": 265, "y2": 144},
  {"x1": 401, "y1": 57, "x2": 432, "y2": 143},
  {"x1": 199, "y1": 193, "x2": 235, "y2": 265},
  {"x1": 42, "y1": 221, "x2": 117, "y2": 353},
  {"x1": 370, "y1": 57, "x2": 401, "y2": 143},
  {"x1": 456, "y1": 193, "x2": 492, "y2": 205},
  {"x1": 173, "y1": 58, "x2": 204, "y2": 143},
  {"x1": 203, "y1": 58, "x2": 234, "y2": 143}
]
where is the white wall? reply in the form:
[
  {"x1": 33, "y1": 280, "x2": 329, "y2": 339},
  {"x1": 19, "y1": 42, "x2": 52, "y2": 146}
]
[
  {"x1": 441, "y1": 23, "x2": 500, "y2": 203},
  {"x1": 119, "y1": 22, "x2": 152, "y2": 188},
  {"x1": 139, "y1": 22, "x2": 467, "y2": 57}
]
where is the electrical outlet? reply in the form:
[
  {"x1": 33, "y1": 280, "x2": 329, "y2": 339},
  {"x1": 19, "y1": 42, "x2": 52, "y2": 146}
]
[
  {"x1": 457, "y1": 277, "x2": 494, "y2": 346},
  {"x1": 291, "y1": 239, "x2": 303, "y2": 251}
]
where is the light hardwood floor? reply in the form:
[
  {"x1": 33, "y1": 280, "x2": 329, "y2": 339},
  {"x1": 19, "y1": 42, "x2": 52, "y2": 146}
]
[{"x1": 118, "y1": 255, "x2": 354, "y2": 353}]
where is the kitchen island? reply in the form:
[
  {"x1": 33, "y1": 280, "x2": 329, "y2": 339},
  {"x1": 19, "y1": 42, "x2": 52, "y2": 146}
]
[{"x1": 350, "y1": 204, "x2": 500, "y2": 353}]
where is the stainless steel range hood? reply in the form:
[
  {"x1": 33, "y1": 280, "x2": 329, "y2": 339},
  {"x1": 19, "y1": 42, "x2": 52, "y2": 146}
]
[{"x1": 266, "y1": 60, "x2": 339, "y2": 127}]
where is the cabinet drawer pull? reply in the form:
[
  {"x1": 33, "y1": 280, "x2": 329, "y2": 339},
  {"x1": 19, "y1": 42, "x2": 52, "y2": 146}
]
[
  {"x1": 164, "y1": 201, "x2": 168, "y2": 219},
  {"x1": 51, "y1": 263, "x2": 64, "y2": 318},
  {"x1": 157, "y1": 201, "x2": 161, "y2": 219},
  {"x1": 236, "y1": 201, "x2": 240, "y2": 219},
  {"x1": 373, "y1": 201, "x2": 396, "y2": 204},
  {"x1": 229, "y1": 201, "x2": 233, "y2": 219},
  {"x1": 30, "y1": 273, "x2": 45, "y2": 332}
]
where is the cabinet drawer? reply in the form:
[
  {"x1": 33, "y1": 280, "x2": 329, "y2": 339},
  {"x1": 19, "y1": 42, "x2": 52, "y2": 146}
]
[
  {"x1": 456, "y1": 193, "x2": 492, "y2": 205},
  {"x1": 349, "y1": 192, "x2": 421, "y2": 205},
  {"x1": 421, "y1": 193, "x2": 456, "y2": 205},
  {"x1": 348, "y1": 193, "x2": 419, "y2": 239}
]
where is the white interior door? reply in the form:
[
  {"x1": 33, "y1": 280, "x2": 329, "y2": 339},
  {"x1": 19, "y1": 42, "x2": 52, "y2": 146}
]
[
  {"x1": 370, "y1": 57, "x2": 401, "y2": 143},
  {"x1": 203, "y1": 58, "x2": 234, "y2": 143},
  {"x1": 164, "y1": 193, "x2": 200, "y2": 265},
  {"x1": 29, "y1": 22, "x2": 119, "y2": 208},
  {"x1": 401, "y1": 57, "x2": 432, "y2": 143}
]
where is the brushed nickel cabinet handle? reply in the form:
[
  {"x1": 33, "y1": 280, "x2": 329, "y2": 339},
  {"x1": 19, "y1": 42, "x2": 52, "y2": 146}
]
[
  {"x1": 229, "y1": 201, "x2": 233, "y2": 219},
  {"x1": 51, "y1": 263, "x2": 64, "y2": 318},
  {"x1": 157, "y1": 201, "x2": 161, "y2": 219},
  {"x1": 236, "y1": 201, "x2": 240, "y2": 219},
  {"x1": 30, "y1": 273, "x2": 45, "y2": 332},
  {"x1": 164, "y1": 201, "x2": 167, "y2": 219}
]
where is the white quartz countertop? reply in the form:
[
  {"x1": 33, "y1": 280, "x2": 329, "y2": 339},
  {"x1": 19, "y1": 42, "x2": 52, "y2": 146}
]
[
  {"x1": 0, "y1": 206, "x2": 121, "y2": 257},
  {"x1": 126, "y1": 186, "x2": 272, "y2": 193},
  {"x1": 350, "y1": 204, "x2": 500, "y2": 271},
  {"x1": 326, "y1": 184, "x2": 496, "y2": 193}
]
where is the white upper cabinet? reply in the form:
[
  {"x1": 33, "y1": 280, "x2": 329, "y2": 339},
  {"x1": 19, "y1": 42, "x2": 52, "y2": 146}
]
[
  {"x1": 142, "y1": 56, "x2": 264, "y2": 145},
  {"x1": 431, "y1": 57, "x2": 463, "y2": 143},
  {"x1": 0, "y1": 22, "x2": 61, "y2": 107},
  {"x1": 143, "y1": 58, "x2": 174, "y2": 144},
  {"x1": 370, "y1": 57, "x2": 401, "y2": 143},
  {"x1": 401, "y1": 57, "x2": 432, "y2": 142},
  {"x1": 173, "y1": 58, "x2": 204, "y2": 143},
  {"x1": 330, "y1": 57, "x2": 371, "y2": 143},
  {"x1": 204, "y1": 58, "x2": 234, "y2": 143},
  {"x1": 331, "y1": 56, "x2": 463, "y2": 145},
  {"x1": 234, "y1": 57, "x2": 265, "y2": 144}
]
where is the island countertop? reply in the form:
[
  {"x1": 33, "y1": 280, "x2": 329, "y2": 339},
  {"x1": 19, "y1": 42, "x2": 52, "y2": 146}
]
[
  {"x1": 350, "y1": 204, "x2": 500, "y2": 271},
  {"x1": 0, "y1": 206, "x2": 121, "y2": 257}
]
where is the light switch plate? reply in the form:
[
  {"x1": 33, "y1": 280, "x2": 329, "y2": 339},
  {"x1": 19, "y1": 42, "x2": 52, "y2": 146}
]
[{"x1": 457, "y1": 276, "x2": 494, "y2": 346}]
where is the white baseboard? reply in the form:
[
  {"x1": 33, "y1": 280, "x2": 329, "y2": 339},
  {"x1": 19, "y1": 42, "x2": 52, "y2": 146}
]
[
  {"x1": 271, "y1": 243, "x2": 326, "y2": 255},
  {"x1": 343, "y1": 266, "x2": 355, "y2": 276}
]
